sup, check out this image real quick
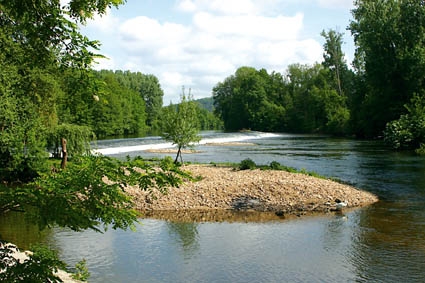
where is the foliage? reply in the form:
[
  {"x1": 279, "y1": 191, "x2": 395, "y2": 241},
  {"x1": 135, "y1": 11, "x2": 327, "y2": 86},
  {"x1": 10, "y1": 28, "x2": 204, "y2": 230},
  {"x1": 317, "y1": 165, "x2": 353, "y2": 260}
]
[
  {"x1": 47, "y1": 123, "x2": 95, "y2": 158},
  {"x1": 269, "y1": 161, "x2": 281, "y2": 170},
  {"x1": 3, "y1": 155, "x2": 187, "y2": 232},
  {"x1": 59, "y1": 69, "x2": 148, "y2": 138},
  {"x1": 71, "y1": 259, "x2": 90, "y2": 281},
  {"x1": 161, "y1": 89, "x2": 202, "y2": 163},
  {"x1": 195, "y1": 97, "x2": 215, "y2": 112},
  {"x1": 416, "y1": 144, "x2": 425, "y2": 155},
  {"x1": 92, "y1": 71, "x2": 147, "y2": 137},
  {"x1": 135, "y1": 73, "x2": 164, "y2": 131},
  {"x1": 384, "y1": 115, "x2": 414, "y2": 149},
  {"x1": 0, "y1": 93, "x2": 49, "y2": 182},
  {"x1": 239, "y1": 158, "x2": 256, "y2": 170},
  {"x1": 213, "y1": 67, "x2": 284, "y2": 131},
  {"x1": 196, "y1": 106, "x2": 223, "y2": 130},
  {"x1": 213, "y1": 64, "x2": 350, "y2": 135},
  {"x1": 384, "y1": 93, "x2": 425, "y2": 150},
  {"x1": 0, "y1": 0, "x2": 118, "y2": 180},
  {"x1": 0, "y1": 243, "x2": 65, "y2": 283},
  {"x1": 0, "y1": 154, "x2": 190, "y2": 280},
  {"x1": 320, "y1": 29, "x2": 352, "y2": 135},
  {"x1": 349, "y1": 0, "x2": 425, "y2": 137},
  {"x1": 321, "y1": 29, "x2": 347, "y2": 97},
  {"x1": 108, "y1": 70, "x2": 164, "y2": 132}
]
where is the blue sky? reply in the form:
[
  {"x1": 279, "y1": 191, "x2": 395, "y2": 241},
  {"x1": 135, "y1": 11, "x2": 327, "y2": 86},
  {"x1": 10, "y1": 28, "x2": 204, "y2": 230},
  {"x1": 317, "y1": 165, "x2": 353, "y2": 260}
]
[{"x1": 80, "y1": 0, "x2": 356, "y2": 103}]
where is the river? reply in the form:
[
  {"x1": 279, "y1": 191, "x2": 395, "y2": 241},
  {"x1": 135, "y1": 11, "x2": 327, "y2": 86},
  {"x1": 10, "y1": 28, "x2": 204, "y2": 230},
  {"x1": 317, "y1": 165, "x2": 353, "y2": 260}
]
[{"x1": 1, "y1": 131, "x2": 425, "y2": 282}]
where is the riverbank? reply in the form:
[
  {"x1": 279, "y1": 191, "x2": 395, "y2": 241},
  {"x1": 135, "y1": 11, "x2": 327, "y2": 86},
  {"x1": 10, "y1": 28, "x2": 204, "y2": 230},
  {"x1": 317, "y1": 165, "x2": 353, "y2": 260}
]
[
  {"x1": 126, "y1": 165, "x2": 378, "y2": 216},
  {"x1": 0, "y1": 243, "x2": 82, "y2": 283}
]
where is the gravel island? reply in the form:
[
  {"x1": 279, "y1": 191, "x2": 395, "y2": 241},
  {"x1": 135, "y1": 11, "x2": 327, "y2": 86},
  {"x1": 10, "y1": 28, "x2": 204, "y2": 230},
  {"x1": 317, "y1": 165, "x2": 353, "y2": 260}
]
[{"x1": 126, "y1": 165, "x2": 378, "y2": 216}]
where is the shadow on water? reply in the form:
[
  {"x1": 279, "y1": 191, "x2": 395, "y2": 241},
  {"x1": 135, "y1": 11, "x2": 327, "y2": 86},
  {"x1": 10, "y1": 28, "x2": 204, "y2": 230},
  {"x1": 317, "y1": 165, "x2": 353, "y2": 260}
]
[
  {"x1": 141, "y1": 209, "x2": 327, "y2": 223},
  {"x1": 166, "y1": 222, "x2": 200, "y2": 260},
  {"x1": 0, "y1": 212, "x2": 51, "y2": 250},
  {"x1": 350, "y1": 202, "x2": 425, "y2": 282}
]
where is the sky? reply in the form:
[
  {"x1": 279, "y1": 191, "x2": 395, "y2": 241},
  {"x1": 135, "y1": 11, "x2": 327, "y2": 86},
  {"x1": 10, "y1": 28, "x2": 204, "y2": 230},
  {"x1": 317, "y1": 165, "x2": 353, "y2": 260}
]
[{"x1": 79, "y1": 0, "x2": 356, "y2": 104}]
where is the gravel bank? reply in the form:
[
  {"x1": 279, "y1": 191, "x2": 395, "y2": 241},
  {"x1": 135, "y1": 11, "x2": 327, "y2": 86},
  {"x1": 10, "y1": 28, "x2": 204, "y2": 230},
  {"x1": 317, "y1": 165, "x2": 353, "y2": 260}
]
[{"x1": 126, "y1": 165, "x2": 378, "y2": 215}]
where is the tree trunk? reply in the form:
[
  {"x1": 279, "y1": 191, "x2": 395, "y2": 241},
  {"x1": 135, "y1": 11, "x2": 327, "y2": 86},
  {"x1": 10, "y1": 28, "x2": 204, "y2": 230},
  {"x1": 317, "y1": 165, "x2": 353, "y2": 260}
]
[
  {"x1": 174, "y1": 146, "x2": 182, "y2": 164},
  {"x1": 61, "y1": 138, "x2": 68, "y2": 169}
]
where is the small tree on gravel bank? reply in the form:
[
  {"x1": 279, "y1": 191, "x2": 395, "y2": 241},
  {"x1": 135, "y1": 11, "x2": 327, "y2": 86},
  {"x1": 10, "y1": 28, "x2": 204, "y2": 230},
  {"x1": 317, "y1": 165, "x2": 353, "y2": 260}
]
[{"x1": 161, "y1": 87, "x2": 201, "y2": 163}]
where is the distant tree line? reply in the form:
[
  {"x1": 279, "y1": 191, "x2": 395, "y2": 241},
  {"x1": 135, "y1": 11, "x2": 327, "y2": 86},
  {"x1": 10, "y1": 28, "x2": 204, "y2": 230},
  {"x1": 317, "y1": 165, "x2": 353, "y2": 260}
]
[
  {"x1": 58, "y1": 69, "x2": 222, "y2": 139},
  {"x1": 213, "y1": 62, "x2": 352, "y2": 135},
  {"x1": 213, "y1": 0, "x2": 425, "y2": 153}
]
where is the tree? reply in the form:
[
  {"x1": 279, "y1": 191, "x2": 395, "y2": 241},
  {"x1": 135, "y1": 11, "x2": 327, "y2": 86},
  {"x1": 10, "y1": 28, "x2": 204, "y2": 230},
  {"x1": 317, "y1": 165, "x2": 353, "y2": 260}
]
[
  {"x1": 113, "y1": 71, "x2": 164, "y2": 132},
  {"x1": 349, "y1": 0, "x2": 425, "y2": 137},
  {"x1": 0, "y1": 155, "x2": 189, "y2": 280},
  {"x1": 384, "y1": 93, "x2": 425, "y2": 152},
  {"x1": 321, "y1": 29, "x2": 346, "y2": 97},
  {"x1": 0, "y1": 0, "x2": 117, "y2": 180},
  {"x1": 138, "y1": 74, "x2": 164, "y2": 131},
  {"x1": 0, "y1": 0, "x2": 187, "y2": 280},
  {"x1": 284, "y1": 63, "x2": 329, "y2": 133},
  {"x1": 161, "y1": 88, "x2": 201, "y2": 164},
  {"x1": 46, "y1": 123, "x2": 95, "y2": 160},
  {"x1": 92, "y1": 70, "x2": 146, "y2": 137},
  {"x1": 213, "y1": 67, "x2": 284, "y2": 132},
  {"x1": 320, "y1": 29, "x2": 351, "y2": 135}
]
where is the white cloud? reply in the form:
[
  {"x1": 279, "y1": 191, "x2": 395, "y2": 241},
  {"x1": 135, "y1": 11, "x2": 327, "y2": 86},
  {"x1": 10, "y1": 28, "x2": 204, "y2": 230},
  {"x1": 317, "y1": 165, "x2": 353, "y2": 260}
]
[
  {"x1": 317, "y1": 0, "x2": 354, "y2": 9},
  {"x1": 92, "y1": 54, "x2": 117, "y2": 70},
  {"x1": 192, "y1": 12, "x2": 303, "y2": 41},
  {"x1": 120, "y1": 16, "x2": 191, "y2": 46},
  {"x1": 177, "y1": 0, "x2": 198, "y2": 13},
  {"x1": 83, "y1": 0, "x2": 336, "y2": 102},
  {"x1": 85, "y1": 12, "x2": 120, "y2": 33},
  {"x1": 177, "y1": 0, "x2": 260, "y2": 15}
]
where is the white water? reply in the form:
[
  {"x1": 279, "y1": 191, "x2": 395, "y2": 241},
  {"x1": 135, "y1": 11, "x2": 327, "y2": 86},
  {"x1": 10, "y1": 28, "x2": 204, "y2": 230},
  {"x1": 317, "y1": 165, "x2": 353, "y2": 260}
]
[
  {"x1": 93, "y1": 142, "x2": 175, "y2": 155},
  {"x1": 93, "y1": 132, "x2": 281, "y2": 155}
]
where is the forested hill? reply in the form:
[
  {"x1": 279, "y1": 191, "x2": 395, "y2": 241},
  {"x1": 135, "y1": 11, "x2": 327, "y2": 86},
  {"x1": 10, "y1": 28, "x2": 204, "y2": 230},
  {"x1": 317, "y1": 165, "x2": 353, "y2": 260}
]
[
  {"x1": 163, "y1": 96, "x2": 222, "y2": 131},
  {"x1": 195, "y1": 97, "x2": 214, "y2": 112}
]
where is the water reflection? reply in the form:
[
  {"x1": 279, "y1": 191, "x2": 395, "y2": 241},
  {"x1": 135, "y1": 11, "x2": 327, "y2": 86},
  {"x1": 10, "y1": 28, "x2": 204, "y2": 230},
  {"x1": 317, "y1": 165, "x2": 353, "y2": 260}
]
[
  {"x1": 351, "y1": 203, "x2": 425, "y2": 282},
  {"x1": 142, "y1": 209, "x2": 290, "y2": 223},
  {"x1": 166, "y1": 222, "x2": 199, "y2": 260},
  {"x1": 322, "y1": 212, "x2": 349, "y2": 253},
  {"x1": 0, "y1": 212, "x2": 50, "y2": 250}
]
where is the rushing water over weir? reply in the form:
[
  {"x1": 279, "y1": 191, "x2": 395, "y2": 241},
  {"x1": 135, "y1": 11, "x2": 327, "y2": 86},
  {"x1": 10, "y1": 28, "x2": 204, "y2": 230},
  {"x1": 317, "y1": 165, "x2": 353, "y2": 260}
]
[{"x1": 1, "y1": 131, "x2": 425, "y2": 282}]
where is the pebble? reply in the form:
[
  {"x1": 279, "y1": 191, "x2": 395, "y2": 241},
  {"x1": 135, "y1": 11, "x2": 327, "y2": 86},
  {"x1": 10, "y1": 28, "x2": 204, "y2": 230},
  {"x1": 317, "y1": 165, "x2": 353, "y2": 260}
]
[{"x1": 126, "y1": 165, "x2": 379, "y2": 215}]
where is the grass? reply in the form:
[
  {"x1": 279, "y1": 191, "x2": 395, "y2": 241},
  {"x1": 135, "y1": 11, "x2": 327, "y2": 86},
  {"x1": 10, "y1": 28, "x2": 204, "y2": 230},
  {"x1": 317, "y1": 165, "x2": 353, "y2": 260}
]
[{"x1": 209, "y1": 159, "x2": 343, "y2": 183}]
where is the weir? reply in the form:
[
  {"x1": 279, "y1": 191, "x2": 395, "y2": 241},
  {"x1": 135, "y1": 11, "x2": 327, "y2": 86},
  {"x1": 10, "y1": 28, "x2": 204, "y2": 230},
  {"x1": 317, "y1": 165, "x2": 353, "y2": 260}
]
[{"x1": 93, "y1": 131, "x2": 281, "y2": 156}]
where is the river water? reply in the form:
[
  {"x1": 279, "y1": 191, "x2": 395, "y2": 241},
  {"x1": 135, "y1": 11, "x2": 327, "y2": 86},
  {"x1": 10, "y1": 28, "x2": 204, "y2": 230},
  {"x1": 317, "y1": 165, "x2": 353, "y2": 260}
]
[{"x1": 1, "y1": 131, "x2": 425, "y2": 282}]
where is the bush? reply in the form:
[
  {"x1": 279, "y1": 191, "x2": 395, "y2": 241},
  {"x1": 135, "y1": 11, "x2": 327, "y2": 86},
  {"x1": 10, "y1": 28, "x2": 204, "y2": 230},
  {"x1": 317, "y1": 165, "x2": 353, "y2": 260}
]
[
  {"x1": 71, "y1": 259, "x2": 90, "y2": 281},
  {"x1": 384, "y1": 93, "x2": 425, "y2": 151},
  {"x1": 384, "y1": 115, "x2": 414, "y2": 149},
  {"x1": 239, "y1": 158, "x2": 256, "y2": 170},
  {"x1": 269, "y1": 161, "x2": 281, "y2": 170},
  {"x1": 416, "y1": 144, "x2": 425, "y2": 155}
]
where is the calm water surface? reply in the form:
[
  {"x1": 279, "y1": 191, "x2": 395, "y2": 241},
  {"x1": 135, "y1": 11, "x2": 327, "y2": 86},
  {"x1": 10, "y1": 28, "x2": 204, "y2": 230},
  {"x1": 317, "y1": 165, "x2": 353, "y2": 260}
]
[{"x1": 1, "y1": 132, "x2": 425, "y2": 282}]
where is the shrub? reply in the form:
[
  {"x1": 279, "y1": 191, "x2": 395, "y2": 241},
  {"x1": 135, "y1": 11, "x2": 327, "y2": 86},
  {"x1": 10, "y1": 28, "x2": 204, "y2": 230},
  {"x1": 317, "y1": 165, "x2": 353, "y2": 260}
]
[
  {"x1": 72, "y1": 259, "x2": 90, "y2": 281},
  {"x1": 384, "y1": 115, "x2": 414, "y2": 149},
  {"x1": 416, "y1": 144, "x2": 425, "y2": 155},
  {"x1": 239, "y1": 158, "x2": 256, "y2": 170},
  {"x1": 269, "y1": 161, "x2": 281, "y2": 170}
]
